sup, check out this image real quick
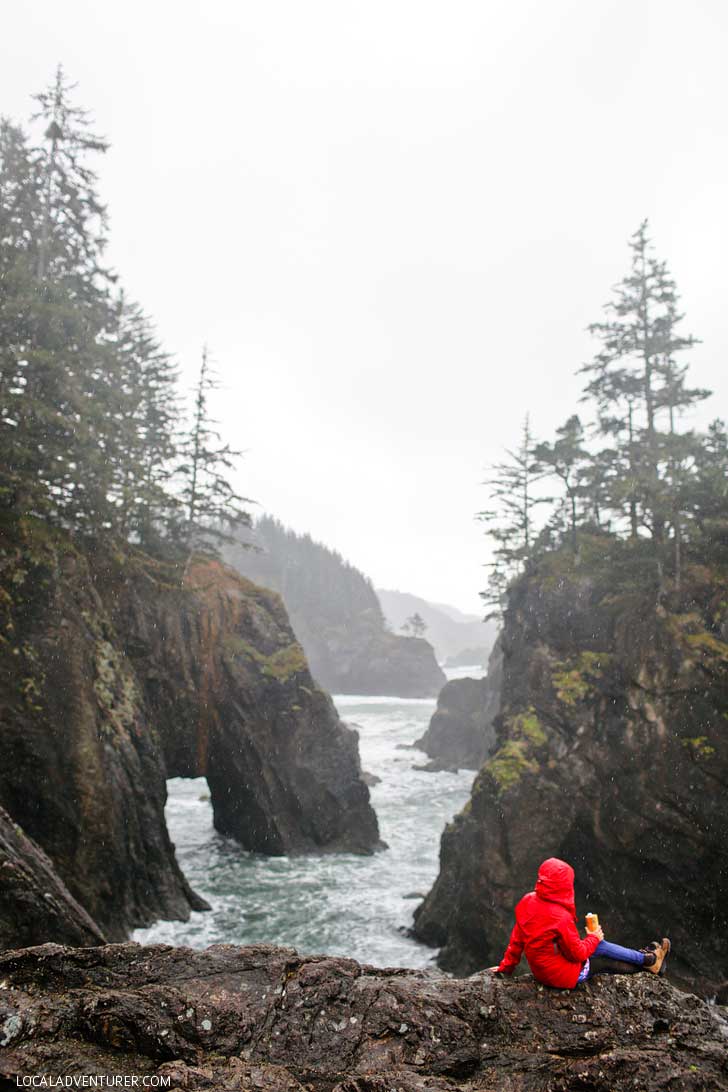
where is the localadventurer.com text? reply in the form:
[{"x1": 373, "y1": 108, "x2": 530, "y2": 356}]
[{"x1": 16, "y1": 1078, "x2": 171, "y2": 1088}]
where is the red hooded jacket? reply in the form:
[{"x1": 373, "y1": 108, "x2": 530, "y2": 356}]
[{"x1": 496, "y1": 858, "x2": 600, "y2": 988}]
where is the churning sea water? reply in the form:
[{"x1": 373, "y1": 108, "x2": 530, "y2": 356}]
[{"x1": 134, "y1": 668, "x2": 480, "y2": 968}]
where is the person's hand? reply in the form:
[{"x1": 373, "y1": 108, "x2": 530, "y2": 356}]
[
  {"x1": 487, "y1": 966, "x2": 501, "y2": 973},
  {"x1": 590, "y1": 925, "x2": 604, "y2": 942}
]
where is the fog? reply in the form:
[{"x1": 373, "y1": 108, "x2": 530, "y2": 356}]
[{"x1": 4, "y1": 0, "x2": 727, "y2": 610}]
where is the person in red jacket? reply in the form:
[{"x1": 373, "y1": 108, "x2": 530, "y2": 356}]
[{"x1": 491, "y1": 857, "x2": 670, "y2": 988}]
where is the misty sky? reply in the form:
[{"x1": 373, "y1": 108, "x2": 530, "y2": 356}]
[{"x1": 4, "y1": 1, "x2": 728, "y2": 612}]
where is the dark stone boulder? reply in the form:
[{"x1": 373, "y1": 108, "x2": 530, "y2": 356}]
[
  {"x1": 0, "y1": 806, "x2": 106, "y2": 949},
  {"x1": 412, "y1": 555, "x2": 728, "y2": 997},
  {"x1": 415, "y1": 639, "x2": 502, "y2": 770},
  {"x1": 0, "y1": 942, "x2": 726, "y2": 1090}
]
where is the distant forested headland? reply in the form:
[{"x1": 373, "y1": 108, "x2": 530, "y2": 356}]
[{"x1": 226, "y1": 516, "x2": 445, "y2": 696}]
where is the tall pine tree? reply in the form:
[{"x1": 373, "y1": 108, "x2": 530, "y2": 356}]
[
  {"x1": 178, "y1": 346, "x2": 251, "y2": 550},
  {"x1": 479, "y1": 415, "x2": 545, "y2": 613},
  {"x1": 581, "y1": 220, "x2": 707, "y2": 545}
]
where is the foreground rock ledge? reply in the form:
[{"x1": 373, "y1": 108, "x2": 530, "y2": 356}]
[{"x1": 1, "y1": 944, "x2": 726, "y2": 1091}]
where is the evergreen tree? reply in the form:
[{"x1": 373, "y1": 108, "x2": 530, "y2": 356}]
[
  {"x1": 0, "y1": 120, "x2": 41, "y2": 511},
  {"x1": 0, "y1": 70, "x2": 116, "y2": 527},
  {"x1": 178, "y1": 346, "x2": 250, "y2": 550},
  {"x1": 689, "y1": 419, "x2": 728, "y2": 563},
  {"x1": 402, "y1": 612, "x2": 427, "y2": 638},
  {"x1": 581, "y1": 220, "x2": 707, "y2": 543},
  {"x1": 532, "y1": 415, "x2": 589, "y2": 552},
  {"x1": 107, "y1": 294, "x2": 181, "y2": 546},
  {"x1": 2, "y1": 70, "x2": 249, "y2": 559},
  {"x1": 32, "y1": 65, "x2": 110, "y2": 289},
  {"x1": 479, "y1": 415, "x2": 545, "y2": 612}
]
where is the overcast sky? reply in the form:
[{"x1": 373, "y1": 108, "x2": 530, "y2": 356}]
[{"x1": 4, "y1": 1, "x2": 728, "y2": 612}]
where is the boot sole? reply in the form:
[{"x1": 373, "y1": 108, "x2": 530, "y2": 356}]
[
  {"x1": 647, "y1": 937, "x2": 671, "y2": 976},
  {"x1": 659, "y1": 938, "x2": 671, "y2": 977}
]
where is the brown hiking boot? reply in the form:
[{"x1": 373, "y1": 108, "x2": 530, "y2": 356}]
[
  {"x1": 639, "y1": 944, "x2": 658, "y2": 969},
  {"x1": 645, "y1": 937, "x2": 671, "y2": 975}
]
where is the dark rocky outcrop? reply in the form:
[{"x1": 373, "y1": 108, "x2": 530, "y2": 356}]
[
  {"x1": 312, "y1": 628, "x2": 445, "y2": 698},
  {"x1": 225, "y1": 518, "x2": 446, "y2": 697},
  {"x1": 0, "y1": 519, "x2": 205, "y2": 943},
  {"x1": 1, "y1": 942, "x2": 726, "y2": 1090},
  {"x1": 413, "y1": 551, "x2": 728, "y2": 997},
  {"x1": 112, "y1": 556, "x2": 382, "y2": 855},
  {"x1": 0, "y1": 518, "x2": 380, "y2": 947},
  {"x1": 0, "y1": 807, "x2": 106, "y2": 950},
  {"x1": 415, "y1": 640, "x2": 502, "y2": 770}
]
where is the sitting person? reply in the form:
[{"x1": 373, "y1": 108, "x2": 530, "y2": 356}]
[{"x1": 490, "y1": 857, "x2": 670, "y2": 988}]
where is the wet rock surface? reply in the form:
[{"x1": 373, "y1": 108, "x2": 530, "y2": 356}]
[
  {"x1": 412, "y1": 558, "x2": 728, "y2": 996},
  {"x1": 415, "y1": 641, "x2": 502, "y2": 770},
  {"x1": 0, "y1": 807, "x2": 106, "y2": 950},
  {"x1": 0, "y1": 942, "x2": 726, "y2": 1091}
]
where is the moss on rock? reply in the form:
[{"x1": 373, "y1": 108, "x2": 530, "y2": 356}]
[
  {"x1": 681, "y1": 736, "x2": 716, "y2": 759},
  {"x1": 552, "y1": 650, "x2": 610, "y2": 705},
  {"x1": 222, "y1": 636, "x2": 307, "y2": 682},
  {"x1": 485, "y1": 739, "x2": 539, "y2": 792}
]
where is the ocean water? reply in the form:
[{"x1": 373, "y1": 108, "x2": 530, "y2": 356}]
[{"x1": 134, "y1": 669, "x2": 481, "y2": 968}]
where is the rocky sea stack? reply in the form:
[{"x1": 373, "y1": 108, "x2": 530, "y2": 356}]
[
  {"x1": 0, "y1": 518, "x2": 380, "y2": 947},
  {"x1": 1, "y1": 941, "x2": 726, "y2": 1090},
  {"x1": 413, "y1": 539, "x2": 728, "y2": 997},
  {"x1": 415, "y1": 640, "x2": 502, "y2": 770}
]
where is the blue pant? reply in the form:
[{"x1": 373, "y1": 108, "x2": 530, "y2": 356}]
[
  {"x1": 578, "y1": 939, "x2": 645, "y2": 982},
  {"x1": 593, "y1": 939, "x2": 645, "y2": 964}
]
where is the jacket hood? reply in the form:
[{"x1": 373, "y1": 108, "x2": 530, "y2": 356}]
[{"x1": 535, "y1": 857, "x2": 576, "y2": 916}]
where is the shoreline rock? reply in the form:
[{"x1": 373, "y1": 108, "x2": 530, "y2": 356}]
[
  {"x1": 414, "y1": 639, "x2": 502, "y2": 770},
  {"x1": 0, "y1": 941, "x2": 726, "y2": 1090},
  {"x1": 0, "y1": 807, "x2": 107, "y2": 950}
]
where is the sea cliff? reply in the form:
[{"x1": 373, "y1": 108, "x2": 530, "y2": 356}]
[
  {"x1": 0, "y1": 518, "x2": 380, "y2": 947},
  {"x1": 413, "y1": 542, "x2": 728, "y2": 997}
]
